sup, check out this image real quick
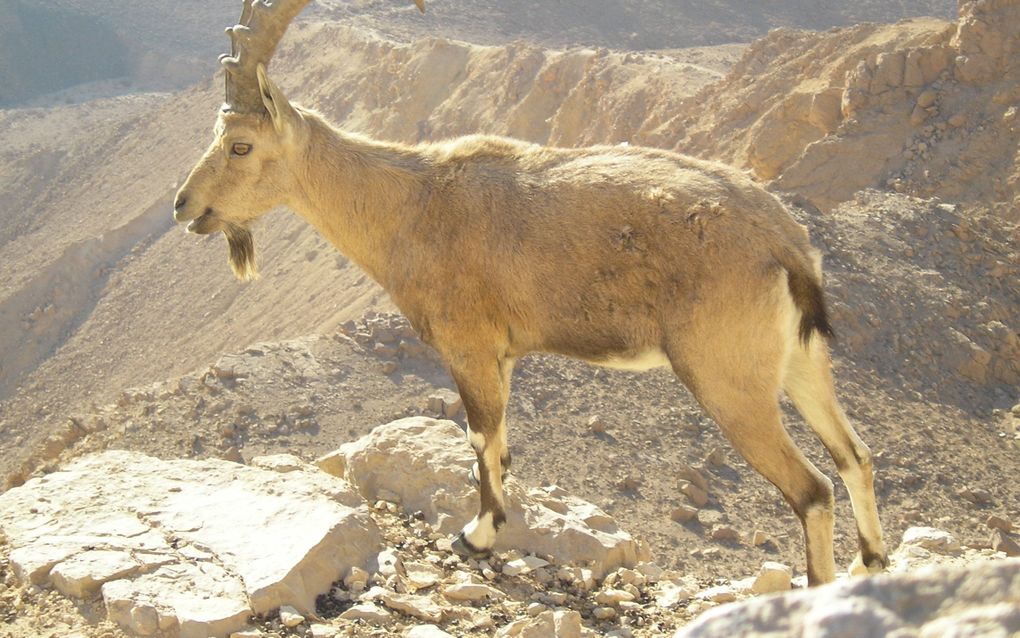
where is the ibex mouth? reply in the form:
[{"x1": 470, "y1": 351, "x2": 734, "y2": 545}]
[{"x1": 186, "y1": 209, "x2": 222, "y2": 235}]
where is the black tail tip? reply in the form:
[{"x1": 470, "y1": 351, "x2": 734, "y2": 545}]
[
  {"x1": 799, "y1": 312, "x2": 835, "y2": 345},
  {"x1": 788, "y1": 269, "x2": 835, "y2": 345}
]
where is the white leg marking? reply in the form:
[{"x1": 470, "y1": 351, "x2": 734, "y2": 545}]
[
  {"x1": 468, "y1": 427, "x2": 485, "y2": 452},
  {"x1": 462, "y1": 512, "x2": 496, "y2": 549}
]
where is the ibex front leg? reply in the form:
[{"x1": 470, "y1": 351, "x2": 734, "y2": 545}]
[{"x1": 449, "y1": 353, "x2": 514, "y2": 559}]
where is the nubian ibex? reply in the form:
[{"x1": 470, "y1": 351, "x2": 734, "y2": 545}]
[{"x1": 173, "y1": 0, "x2": 888, "y2": 584}]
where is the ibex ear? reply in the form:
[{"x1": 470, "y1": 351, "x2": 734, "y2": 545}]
[{"x1": 256, "y1": 64, "x2": 298, "y2": 135}]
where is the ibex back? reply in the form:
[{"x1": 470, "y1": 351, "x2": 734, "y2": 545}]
[{"x1": 173, "y1": 0, "x2": 888, "y2": 585}]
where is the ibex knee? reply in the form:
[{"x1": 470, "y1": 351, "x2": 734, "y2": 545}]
[
  {"x1": 796, "y1": 474, "x2": 835, "y2": 521},
  {"x1": 854, "y1": 442, "x2": 874, "y2": 474}
]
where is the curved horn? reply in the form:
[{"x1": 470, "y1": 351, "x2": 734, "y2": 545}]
[{"x1": 220, "y1": 0, "x2": 426, "y2": 114}]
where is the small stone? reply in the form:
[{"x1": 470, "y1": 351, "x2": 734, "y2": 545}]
[
  {"x1": 655, "y1": 583, "x2": 692, "y2": 608},
  {"x1": 986, "y1": 515, "x2": 1013, "y2": 533},
  {"x1": 230, "y1": 630, "x2": 263, "y2": 638},
  {"x1": 681, "y1": 482, "x2": 709, "y2": 507},
  {"x1": 503, "y1": 555, "x2": 549, "y2": 576},
  {"x1": 910, "y1": 105, "x2": 929, "y2": 126},
  {"x1": 595, "y1": 589, "x2": 636, "y2": 605},
  {"x1": 671, "y1": 505, "x2": 698, "y2": 523},
  {"x1": 545, "y1": 591, "x2": 568, "y2": 605},
  {"x1": 404, "y1": 561, "x2": 444, "y2": 590},
  {"x1": 710, "y1": 526, "x2": 740, "y2": 542},
  {"x1": 496, "y1": 618, "x2": 530, "y2": 637},
  {"x1": 902, "y1": 527, "x2": 961, "y2": 553},
  {"x1": 618, "y1": 476, "x2": 641, "y2": 491},
  {"x1": 751, "y1": 530, "x2": 770, "y2": 546},
  {"x1": 686, "y1": 600, "x2": 712, "y2": 615},
  {"x1": 553, "y1": 610, "x2": 583, "y2": 638},
  {"x1": 699, "y1": 509, "x2": 723, "y2": 526},
  {"x1": 593, "y1": 606, "x2": 617, "y2": 620},
  {"x1": 426, "y1": 390, "x2": 462, "y2": 418},
  {"x1": 704, "y1": 447, "x2": 726, "y2": 467},
  {"x1": 527, "y1": 602, "x2": 548, "y2": 616},
  {"x1": 698, "y1": 584, "x2": 737, "y2": 603},
  {"x1": 948, "y1": 113, "x2": 967, "y2": 127},
  {"x1": 470, "y1": 614, "x2": 497, "y2": 631},
  {"x1": 338, "y1": 603, "x2": 391, "y2": 624},
  {"x1": 635, "y1": 562, "x2": 663, "y2": 582},
  {"x1": 380, "y1": 361, "x2": 398, "y2": 374},
  {"x1": 916, "y1": 90, "x2": 937, "y2": 108},
  {"x1": 309, "y1": 624, "x2": 336, "y2": 638},
  {"x1": 406, "y1": 625, "x2": 454, "y2": 638},
  {"x1": 345, "y1": 566, "x2": 370, "y2": 589},
  {"x1": 619, "y1": 601, "x2": 641, "y2": 613},
  {"x1": 364, "y1": 587, "x2": 444, "y2": 623},
  {"x1": 377, "y1": 549, "x2": 404, "y2": 577},
  {"x1": 616, "y1": 568, "x2": 646, "y2": 587},
  {"x1": 679, "y1": 465, "x2": 709, "y2": 492},
  {"x1": 279, "y1": 605, "x2": 304, "y2": 628},
  {"x1": 587, "y1": 415, "x2": 608, "y2": 433},
  {"x1": 957, "y1": 487, "x2": 993, "y2": 505},
  {"x1": 751, "y1": 562, "x2": 792, "y2": 594},
  {"x1": 443, "y1": 582, "x2": 504, "y2": 602},
  {"x1": 990, "y1": 530, "x2": 1020, "y2": 557},
  {"x1": 220, "y1": 446, "x2": 244, "y2": 463},
  {"x1": 374, "y1": 342, "x2": 398, "y2": 358}
]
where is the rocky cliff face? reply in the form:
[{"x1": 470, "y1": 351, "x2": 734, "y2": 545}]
[{"x1": 663, "y1": 0, "x2": 1020, "y2": 215}]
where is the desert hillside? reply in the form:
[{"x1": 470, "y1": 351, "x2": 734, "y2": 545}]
[
  {"x1": 1, "y1": 0, "x2": 957, "y2": 106},
  {"x1": 0, "y1": 0, "x2": 1018, "y2": 636},
  {"x1": 658, "y1": 0, "x2": 1020, "y2": 215}
]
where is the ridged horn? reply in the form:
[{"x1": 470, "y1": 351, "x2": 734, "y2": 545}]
[{"x1": 220, "y1": 0, "x2": 425, "y2": 114}]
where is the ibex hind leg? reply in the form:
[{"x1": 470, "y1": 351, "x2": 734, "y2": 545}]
[
  {"x1": 665, "y1": 294, "x2": 837, "y2": 585},
  {"x1": 685, "y1": 373, "x2": 838, "y2": 584},
  {"x1": 784, "y1": 339, "x2": 888, "y2": 575}
]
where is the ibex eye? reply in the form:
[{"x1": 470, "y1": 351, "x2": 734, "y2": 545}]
[{"x1": 231, "y1": 142, "x2": 252, "y2": 156}]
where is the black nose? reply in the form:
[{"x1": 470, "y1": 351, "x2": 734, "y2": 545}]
[{"x1": 174, "y1": 195, "x2": 187, "y2": 211}]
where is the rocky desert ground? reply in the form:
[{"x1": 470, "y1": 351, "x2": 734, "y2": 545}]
[{"x1": 0, "y1": 0, "x2": 1018, "y2": 636}]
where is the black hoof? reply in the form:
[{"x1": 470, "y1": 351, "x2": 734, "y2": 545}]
[
  {"x1": 866, "y1": 553, "x2": 890, "y2": 571},
  {"x1": 450, "y1": 532, "x2": 492, "y2": 560}
]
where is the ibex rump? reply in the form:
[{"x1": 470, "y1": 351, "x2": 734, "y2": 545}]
[{"x1": 173, "y1": 0, "x2": 888, "y2": 585}]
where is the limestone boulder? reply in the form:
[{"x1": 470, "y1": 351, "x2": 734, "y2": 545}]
[
  {"x1": 0, "y1": 451, "x2": 381, "y2": 638},
  {"x1": 674, "y1": 558, "x2": 1020, "y2": 637},
  {"x1": 317, "y1": 417, "x2": 648, "y2": 575}
]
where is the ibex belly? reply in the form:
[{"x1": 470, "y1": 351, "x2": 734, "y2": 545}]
[{"x1": 591, "y1": 349, "x2": 671, "y2": 371}]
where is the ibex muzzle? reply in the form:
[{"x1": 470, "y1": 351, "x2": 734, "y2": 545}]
[{"x1": 174, "y1": 0, "x2": 888, "y2": 585}]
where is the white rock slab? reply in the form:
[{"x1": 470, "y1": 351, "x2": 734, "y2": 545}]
[
  {"x1": 673, "y1": 557, "x2": 1020, "y2": 637},
  {"x1": 318, "y1": 417, "x2": 648, "y2": 576},
  {"x1": 0, "y1": 451, "x2": 381, "y2": 637}
]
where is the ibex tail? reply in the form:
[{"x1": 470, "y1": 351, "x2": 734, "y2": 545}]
[{"x1": 777, "y1": 247, "x2": 835, "y2": 345}]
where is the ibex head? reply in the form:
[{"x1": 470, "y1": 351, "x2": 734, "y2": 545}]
[{"x1": 174, "y1": 0, "x2": 423, "y2": 280}]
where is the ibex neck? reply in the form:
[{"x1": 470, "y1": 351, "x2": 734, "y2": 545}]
[{"x1": 291, "y1": 115, "x2": 427, "y2": 288}]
